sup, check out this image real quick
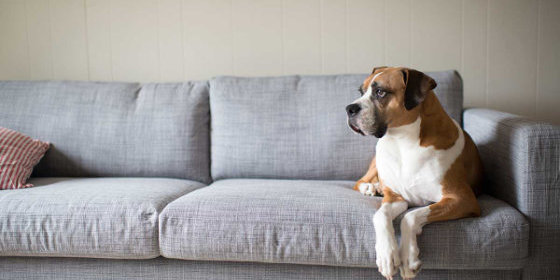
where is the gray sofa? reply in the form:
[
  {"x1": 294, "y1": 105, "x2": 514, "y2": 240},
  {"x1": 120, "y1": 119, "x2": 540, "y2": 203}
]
[{"x1": 0, "y1": 71, "x2": 557, "y2": 280}]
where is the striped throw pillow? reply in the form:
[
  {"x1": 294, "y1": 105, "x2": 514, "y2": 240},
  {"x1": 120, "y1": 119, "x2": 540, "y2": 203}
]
[{"x1": 0, "y1": 127, "x2": 50, "y2": 190}]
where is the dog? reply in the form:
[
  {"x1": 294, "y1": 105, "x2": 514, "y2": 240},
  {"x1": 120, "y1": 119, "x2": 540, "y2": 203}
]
[{"x1": 346, "y1": 67, "x2": 483, "y2": 279}]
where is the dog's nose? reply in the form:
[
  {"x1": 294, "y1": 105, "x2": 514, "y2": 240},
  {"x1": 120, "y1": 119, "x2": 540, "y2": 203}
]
[{"x1": 346, "y1": 104, "x2": 361, "y2": 117}]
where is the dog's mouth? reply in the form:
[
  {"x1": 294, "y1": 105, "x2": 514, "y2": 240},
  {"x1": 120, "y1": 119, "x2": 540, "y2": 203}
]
[{"x1": 348, "y1": 122, "x2": 365, "y2": 136}]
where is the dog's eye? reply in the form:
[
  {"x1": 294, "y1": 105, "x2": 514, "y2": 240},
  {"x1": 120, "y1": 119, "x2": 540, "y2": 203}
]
[{"x1": 376, "y1": 88, "x2": 386, "y2": 97}]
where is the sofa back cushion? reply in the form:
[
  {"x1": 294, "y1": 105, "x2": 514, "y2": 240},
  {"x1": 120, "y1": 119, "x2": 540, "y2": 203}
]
[
  {"x1": 0, "y1": 81, "x2": 210, "y2": 183},
  {"x1": 210, "y1": 70, "x2": 463, "y2": 180}
]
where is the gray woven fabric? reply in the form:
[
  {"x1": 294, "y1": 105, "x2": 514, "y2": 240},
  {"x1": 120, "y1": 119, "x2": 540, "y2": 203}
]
[
  {"x1": 159, "y1": 179, "x2": 528, "y2": 269},
  {"x1": 428, "y1": 70, "x2": 464, "y2": 125},
  {"x1": 209, "y1": 71, "x2": 463, "y2": 180},
  {"x1": 464, "y1": 108, "x2": 560, "y2": 280},
  {"x1": 0, "y1": 177, "x2": 204, "y2": 259},
  {"x1": 0, "y1": 257, "x2": 521, "y2": 280},
  {"x1": 0, "y1": 81, "x2": 211, "y2": 183}
]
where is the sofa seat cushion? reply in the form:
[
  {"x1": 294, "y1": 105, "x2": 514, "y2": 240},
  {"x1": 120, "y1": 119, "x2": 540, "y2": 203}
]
[
  {"x1": 0, "y1": 177, "x2": 204, "y2": 259},
  {"x1": 159, "y1": 179, "x2": 529, "y2": 269}
]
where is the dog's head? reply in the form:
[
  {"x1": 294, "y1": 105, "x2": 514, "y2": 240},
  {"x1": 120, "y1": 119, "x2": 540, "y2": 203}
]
[{"x1": 346, "y1": 67, "x2": 436, "y2": 138}]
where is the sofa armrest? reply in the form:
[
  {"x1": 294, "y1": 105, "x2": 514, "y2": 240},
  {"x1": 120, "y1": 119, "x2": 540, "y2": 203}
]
[{"x1": 463, "y1": 108, "x2": 560, "y2": 279}]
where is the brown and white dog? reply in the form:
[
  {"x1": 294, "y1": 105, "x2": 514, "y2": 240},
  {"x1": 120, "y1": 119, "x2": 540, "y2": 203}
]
[{"x1": 346, "y1": 67, "x2": 483, "y2": 279}]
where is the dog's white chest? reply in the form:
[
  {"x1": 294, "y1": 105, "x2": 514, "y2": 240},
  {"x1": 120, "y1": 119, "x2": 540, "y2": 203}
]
[{"x1": 375, "y1": 118, "x2": 464, "y2": 206}]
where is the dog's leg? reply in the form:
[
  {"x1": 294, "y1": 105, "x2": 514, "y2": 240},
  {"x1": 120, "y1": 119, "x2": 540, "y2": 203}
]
[
  {"x1": 398, "y1": 206, "x2": 429, "y2": 279},
  {"x1": 399, "y1": 194, "x2": 480, "y2": 279},
  {"x1": 353, "y1": 156, "x2": 382, "y2": 196},
  {"x1": 374, "y1": 188, "x2": 407, "y2": 279}
]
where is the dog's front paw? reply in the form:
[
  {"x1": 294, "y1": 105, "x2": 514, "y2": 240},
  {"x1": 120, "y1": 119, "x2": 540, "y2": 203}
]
[
  {"x1": 376, "y1": 242, "x2": 400, "y2": 279},
  {"x1": 358, "y1": 182, "x2": 373, "y2": 196},
  {"x1": 356, "y1": 182, "x2": 380, "y2": 196},
  {"x1": 399, "y1": 249, "x2": 422, "y2": 279}
]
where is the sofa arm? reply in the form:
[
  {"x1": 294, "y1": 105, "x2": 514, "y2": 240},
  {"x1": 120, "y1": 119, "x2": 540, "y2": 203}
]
[{"x1": 463, "y1": 108, "x2": 560, "y2": 279}]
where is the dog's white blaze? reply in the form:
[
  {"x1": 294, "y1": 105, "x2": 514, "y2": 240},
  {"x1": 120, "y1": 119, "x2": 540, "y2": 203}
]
[
  {"x1": 375, "y1": 117, "x2": 464, "y2": 206},
  {"x1": 353, "y1": 71, "x2": 384, "y2": 104},
  {"x1": 399, "y1": 206, "x2": 430, "y2": 278},
  {"x1": 373, "y1": 200, "x2": 407, "y2": 278}
]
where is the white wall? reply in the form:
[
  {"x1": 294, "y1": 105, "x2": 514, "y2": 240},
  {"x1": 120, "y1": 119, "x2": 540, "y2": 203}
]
[{"x1": 0, "y1": 0, "x2": 558, "y2": 123}]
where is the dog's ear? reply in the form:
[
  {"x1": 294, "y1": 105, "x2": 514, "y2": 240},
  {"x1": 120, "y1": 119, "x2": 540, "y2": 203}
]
[
  {"x1": 371, "y1": 66, "x2": 388, "y2": 75},
  {"x1": 402, "y1": 68, "x2": 437, "y2": 110}
]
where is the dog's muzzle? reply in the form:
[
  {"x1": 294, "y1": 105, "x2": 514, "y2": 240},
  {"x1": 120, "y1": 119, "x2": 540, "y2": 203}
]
[{"x1": 346, "y1": 103, "x2": 365, "y2": 135}]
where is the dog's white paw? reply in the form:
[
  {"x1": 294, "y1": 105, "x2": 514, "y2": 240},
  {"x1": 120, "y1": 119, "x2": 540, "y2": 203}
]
[
  {"x1": 399, "y1": 207, "x2": 429, "y2": 279},
  {"x1": 358, "y1": 182, "x2": 379, "y2": 196},
  {"x1": 399, "y1": 246, "x2": 422, "y2": 279},
  {"x1": 375, "y1": 240, "x2": 400, "y2": 279},
  {"x1": 358, "y1": 183, "x2": 372, "y2": 195}
]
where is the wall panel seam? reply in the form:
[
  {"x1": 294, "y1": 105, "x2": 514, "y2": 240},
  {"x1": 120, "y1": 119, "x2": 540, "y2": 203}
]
[
  {"x1": 109, "y1": 0, "x2": 114, "y2": 80},
  {"x1": 460, "y1": 0, "x2": 464, "y2": 77},
  {"x1": 24, "y1": 0, "x2": 31, "y2": 78},
  {"x1": 281, "y1": 0, "x2": 285, "y2": 75},
  {"x1": 48, "y1": 0, "x2": 55, "y2": 78},
  {"x1": 179, "y1": 0, "x2": 185, "y2": 79},
  {"x1": 230, "y1": 0, "x2": 235, "y2": 75},
  {"x1": 153, "y1": 0, "x2": 161, "y2": 82},
  {"x1": 156, "y1": 0, "x2": 161, "y2": 81},
  {"x1": 84, "y1": 0, "x2": 91, "y2": 80},
  {"x1": 383, "y1": 0, "x2": 387, "y2": 66},
  {"x1": 535, "y1": 0, "x2": 541, "y2": 117},
  {"x1": 409, "y1": 0, "x2": 413, "y2": 66},
  {"x1": 485, "y1": 0, "x2": 489, "y2": 107},
  {"x1": 319, "y1": 0, "x2": 324, "y2": 74},
  {"x1": 345, "y1": 0, "x2": 348, "y2": 73}
]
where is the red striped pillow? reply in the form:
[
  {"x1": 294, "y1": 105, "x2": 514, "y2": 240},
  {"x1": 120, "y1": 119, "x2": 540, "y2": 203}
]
[{"x1": 0, "y1": 127, "x2": 50, "y2": 190}]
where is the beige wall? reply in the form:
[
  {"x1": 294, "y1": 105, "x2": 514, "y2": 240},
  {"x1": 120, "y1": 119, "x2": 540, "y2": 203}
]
[{"x1": 0, "y1": 0, "x2": 558, "y2": 123}]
